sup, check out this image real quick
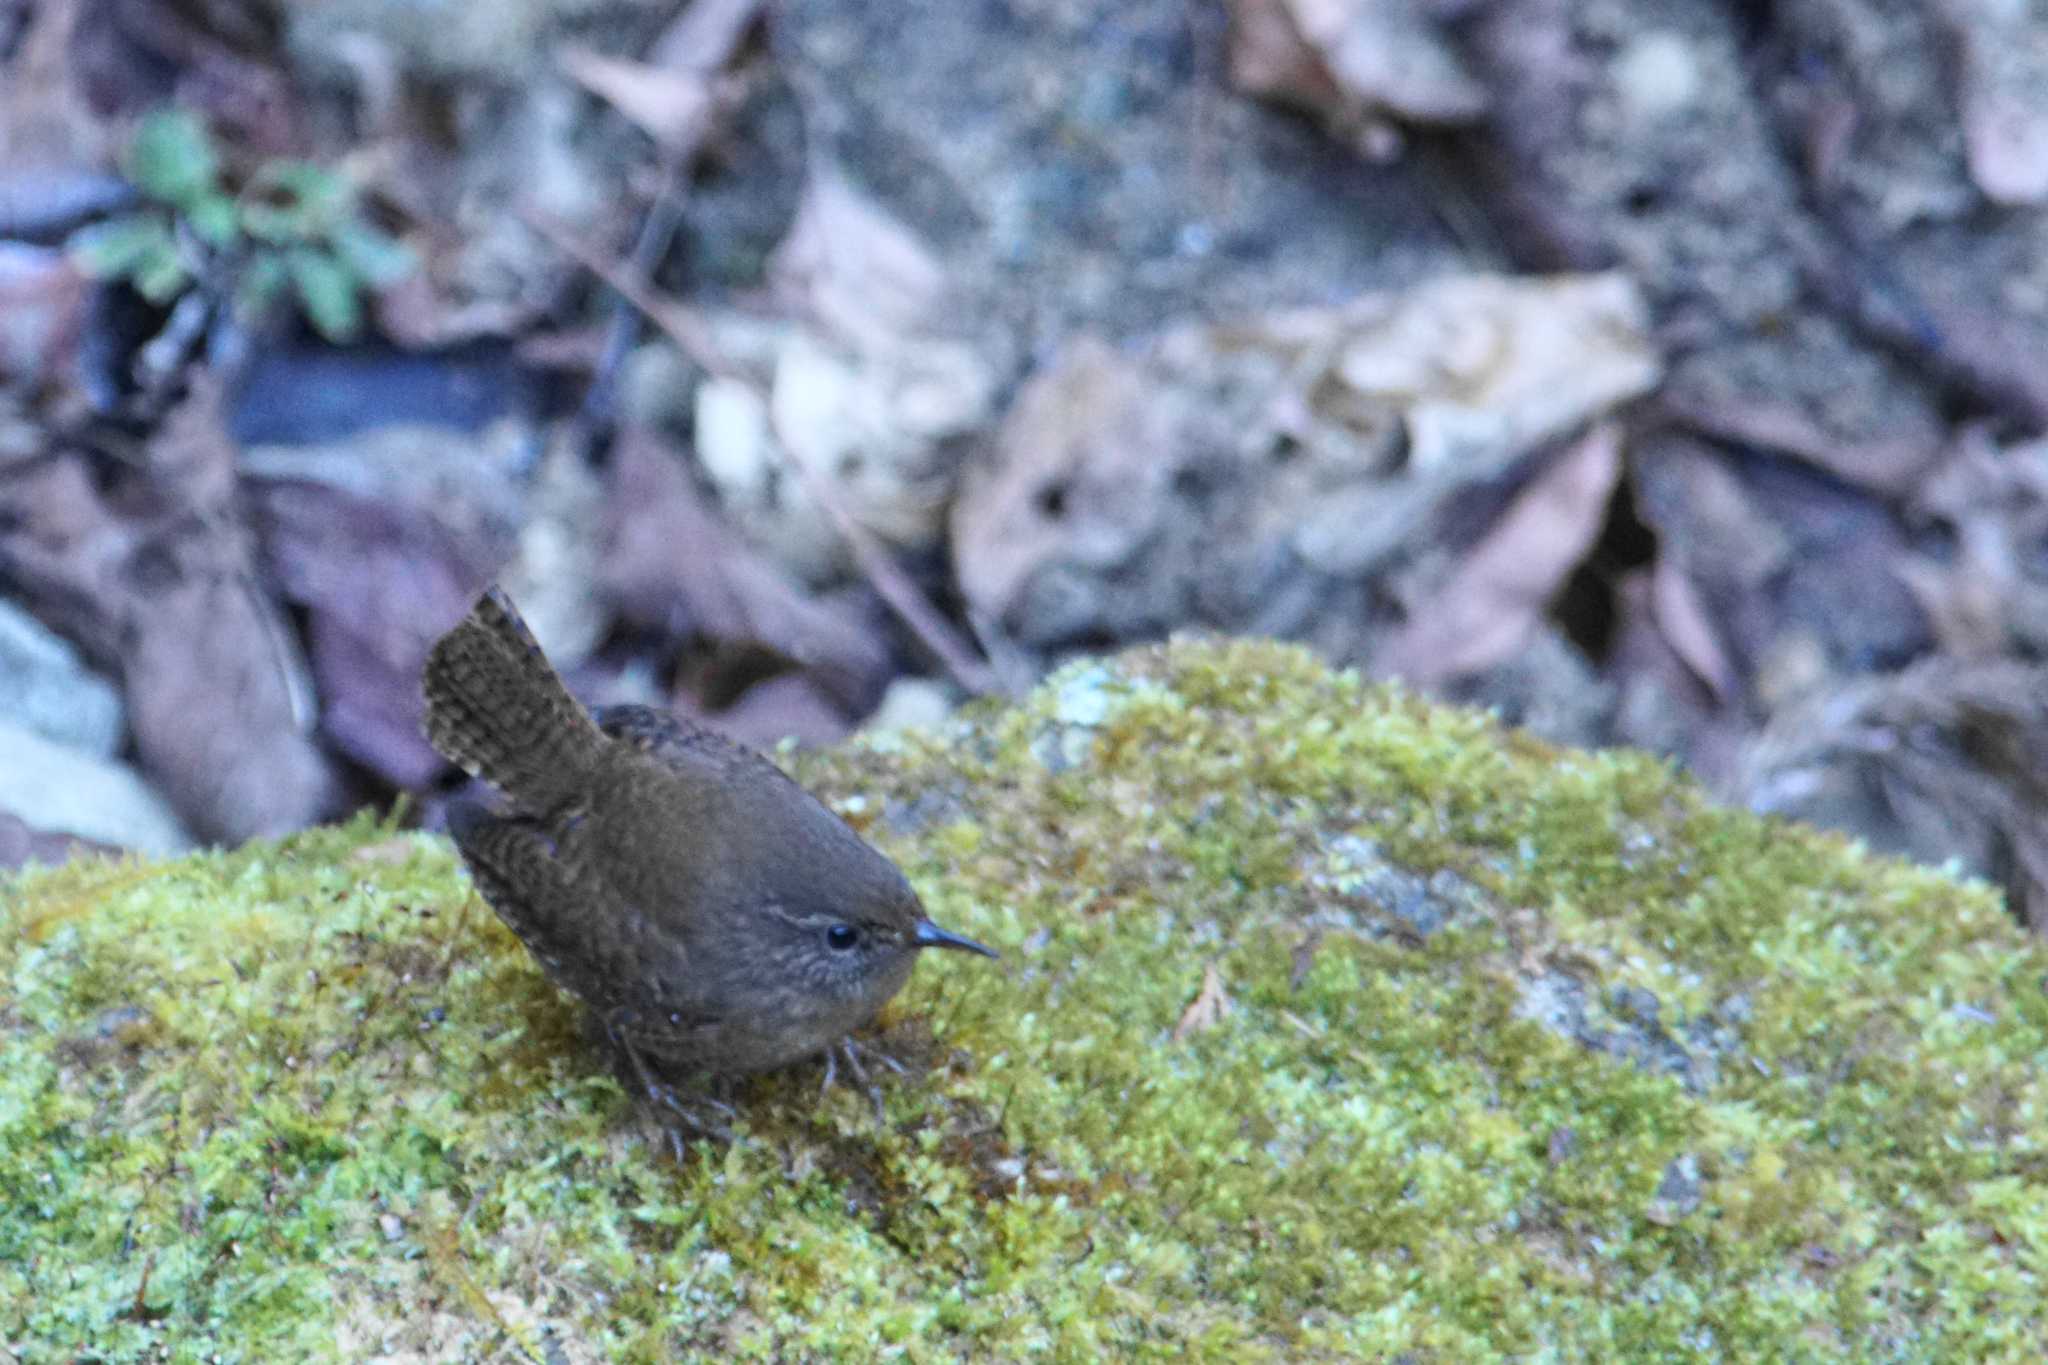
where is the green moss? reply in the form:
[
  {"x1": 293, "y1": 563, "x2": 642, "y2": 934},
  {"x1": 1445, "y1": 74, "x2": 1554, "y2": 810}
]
[{"x1": 5, "y1": 638, "x2": 2047, "y2": 1359}]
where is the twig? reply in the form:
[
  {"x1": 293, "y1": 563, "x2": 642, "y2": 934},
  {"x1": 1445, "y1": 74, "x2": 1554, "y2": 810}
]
[
  {"x1": 572, "y1": 176, "x2": 693, "y2": 438},
  {"x1": 567, "y1": 0, "x2": 769, "y2": 437},
  {"x1": 523, "y1": 209, "x2": 1000, "y2": 697}
]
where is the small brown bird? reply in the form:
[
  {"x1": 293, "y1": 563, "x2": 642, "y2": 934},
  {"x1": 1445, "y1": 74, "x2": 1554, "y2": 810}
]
[{"x1": 422, "y1": 587, "x2": 994, "y2": 1124}]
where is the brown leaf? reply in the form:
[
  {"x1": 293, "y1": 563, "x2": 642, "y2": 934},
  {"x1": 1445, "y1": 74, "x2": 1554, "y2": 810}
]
[
  {"x1": 648, "y1": 0, "x2": 768, "y2": 74},
  {"x1": 251, "y1": 477, "x2": 491, "y2": 789},
  {"x1": 950, "y1": 335, "x2": 1167, "y2": 632},
  {"x1": 602, "y1": 426, "x2": 893, "y2": 712},
  {"x1": 1225, "y1": 0, "x2": 1487, "y2": 128},
  {"x1": 0, "y1": 0, "x2": 119, "y2": 172},
  {"x1": 1660, "y1": 377, "x2": 1941, "y2": 497},
  {"x1": 1905, "y1": 428, "x2": 2048, "y2": 659},
  {"x1": 0, "y1": 244, "x2": 88, "y2": 390},
  {"x1": 1288, "y1": 927, "x2": 1325, "y2": 991},
  {"x1": 954, "y1": 276, "x2": 1654, "y2": 662},
  {"x1": 1608, "y1": 567, "x2": 1742, "y2": 786},
  {"x1": 558, "y1": 47, "x2": 718, "y2": 153},
  {"x1": 1375, "y1": 423, "x2": 1623, "y2": 686},
  {"x1": 1173, "y1": 963, "x2": 1234, "y2": 1043},
  {"x1": 1649, "y1": 553, "x2": 1736, "y2": 702},
  {"x1": 123, "y1": 570, "x2": 338, "y2": 844},
  {"x1": 0, "y1": 379, "x2": 339, "y2": 842},
  {"x1": 768, "y1": 163, "x2": 951, "y2": 348}
]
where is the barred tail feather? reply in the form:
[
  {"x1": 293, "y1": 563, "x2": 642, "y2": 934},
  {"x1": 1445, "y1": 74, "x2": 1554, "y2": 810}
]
[{"x1": 422, "y1": 587, "x2": 604, "y2": 810}]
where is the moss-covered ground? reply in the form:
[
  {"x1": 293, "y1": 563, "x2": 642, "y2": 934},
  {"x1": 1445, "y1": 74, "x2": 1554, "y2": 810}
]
[{"x1": 5, "y1": 639, "x2": 2048, "y2": 1360}]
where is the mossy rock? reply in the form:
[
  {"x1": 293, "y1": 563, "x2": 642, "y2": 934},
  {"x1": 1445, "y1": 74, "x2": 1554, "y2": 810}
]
[{"x1": 5, "y1": 639, "x2": 2048, "y2": 1360}]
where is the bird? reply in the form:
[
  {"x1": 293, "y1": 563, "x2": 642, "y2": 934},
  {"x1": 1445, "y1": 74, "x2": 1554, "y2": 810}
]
[{"x1": 421, "y1": 586, "x2": 995, "y2": 1132}]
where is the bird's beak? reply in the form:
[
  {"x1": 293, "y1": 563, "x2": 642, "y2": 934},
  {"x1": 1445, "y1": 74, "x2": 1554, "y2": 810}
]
[{"x1": 912, "y1": 919, "x2": 999, "y2": 958}]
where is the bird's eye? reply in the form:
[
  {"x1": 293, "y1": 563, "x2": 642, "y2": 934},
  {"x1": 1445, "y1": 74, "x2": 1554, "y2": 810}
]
[{"x1": 825, "y1": 923, "x2": 861, "y2": 952}]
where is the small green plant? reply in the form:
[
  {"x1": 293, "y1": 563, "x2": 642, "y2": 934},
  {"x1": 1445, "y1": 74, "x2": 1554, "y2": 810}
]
[{"x1": 69, "y1": 108, "x2": 414, "y2": 342}]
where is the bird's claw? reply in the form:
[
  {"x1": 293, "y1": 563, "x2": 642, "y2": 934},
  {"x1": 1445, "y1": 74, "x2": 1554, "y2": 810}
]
[
  {"x1": 612, "y1": 1026, "x2": 734, "y2": 1151},
  {"x1": 821, "y1": 1036, "x2": 906, "y2": 1122}
]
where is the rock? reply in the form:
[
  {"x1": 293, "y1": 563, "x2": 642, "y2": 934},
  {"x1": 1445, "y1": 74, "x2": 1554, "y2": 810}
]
[
  {"x1": 0, "y1": 599, "x2": 124, "y2": 756},
  {"x1": 0, "y1": 720, "x2": 191, "y2": 854},
  {"x1": 860, "y1": 676, "x2": 955, "y2": 737},
  {"x1": 769, "y1": 0, "x2": 1467, "y2": 358},
  {"x1": 2, "y1": 639, "x2": 2040, "y2": 1357}
]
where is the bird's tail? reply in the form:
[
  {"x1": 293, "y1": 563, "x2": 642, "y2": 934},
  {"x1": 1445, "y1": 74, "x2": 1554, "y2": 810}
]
[{"x1": 422, "y1": 587, "x2": 605, "y2": 810}]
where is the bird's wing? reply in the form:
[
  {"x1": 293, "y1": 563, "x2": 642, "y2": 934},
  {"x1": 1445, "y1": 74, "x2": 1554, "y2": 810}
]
[
  {"x1": 447, "y1": 800, "x2": 718, "y2": 1030},
  {"x1": 592, "y1": 704, "x2": 790, "y2": 781}
]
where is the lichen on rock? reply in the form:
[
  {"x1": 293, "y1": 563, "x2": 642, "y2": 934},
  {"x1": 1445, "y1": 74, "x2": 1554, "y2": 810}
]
[{"x1": 5, "y1": 638, "x2": 2046, "y2": 1359}]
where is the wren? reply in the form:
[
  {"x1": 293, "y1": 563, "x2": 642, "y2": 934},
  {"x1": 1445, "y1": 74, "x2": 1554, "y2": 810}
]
[{"x1": 421, "y1": 587, "x2": 994, "y2": 1128}]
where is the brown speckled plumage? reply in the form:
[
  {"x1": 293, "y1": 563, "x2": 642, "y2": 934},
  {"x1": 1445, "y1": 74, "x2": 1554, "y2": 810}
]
[{"x1": 422, "y1": 587, "x2": 994, "y2": 1092}]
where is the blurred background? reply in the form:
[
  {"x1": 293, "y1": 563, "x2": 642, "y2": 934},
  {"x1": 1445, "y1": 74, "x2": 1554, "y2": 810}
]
[{"x1": 5, "y1": 0, "x2": 2048, "y2": 928}]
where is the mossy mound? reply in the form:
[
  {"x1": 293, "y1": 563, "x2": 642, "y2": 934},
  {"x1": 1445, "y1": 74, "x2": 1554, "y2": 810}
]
[{"x1": 6, "y1": 639, "x2": 2048, "y2": 1360}]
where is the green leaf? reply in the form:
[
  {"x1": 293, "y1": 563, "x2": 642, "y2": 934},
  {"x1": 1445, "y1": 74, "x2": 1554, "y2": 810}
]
[
  {"x1": 128, "y1": 109, "x2": 219, "y2": 208},
  {"x1": 186, "y1": 191, "x2": 240, "y2": 249},
  {"x1": 69, "y1": 212, "x2": 191, "y2": 302},
  {"x1": 328, "y1": 221, "x2": 415, "y2": 288},
  {"x1": 67, "y1": 214, "x2": 175, "y2": 279},
  {"x1": 286, "y1": 247, "x2": 362, "y2": 341},
  {"x1": 130, "y1": 241, "x2": 192, "y2": 303},
  {"x1": 242, "y1": 162, "x2": 350, "y2": 242},
  {"x1": 239, "y1": 197, "x2": 298, "y2": 245}
]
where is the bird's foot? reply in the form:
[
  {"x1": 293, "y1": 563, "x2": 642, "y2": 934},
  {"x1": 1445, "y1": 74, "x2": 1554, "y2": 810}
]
[
  {"x1": 820, "y1": 1036, "x2": 908, "y2": 1122},
  {"x1": 643, "y1": 1076, "x2": 737, "y2": 1156},
  {"x1": 609, "y1": 1025, "x2": 735, "y2": 1154}
]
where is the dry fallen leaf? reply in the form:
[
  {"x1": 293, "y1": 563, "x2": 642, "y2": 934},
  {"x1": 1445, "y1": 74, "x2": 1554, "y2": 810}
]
[
  {"x1": 0, "y1": 378, "x2": 340, "y2": 843},
  {"x1": 602, "y1": 425, "x2": 894, "y2": 713},
  {"x1": 768, "y1": 162, "x2": 951, "y2": 349},
  {"x1": 0, "y1": 807, "x2": 121, "y2": 872},
  {"x1": 557, "y1": 47, "x2": 719, "y2": 153},
  {"x1": 1659, "y1": 357, "x2": 1943, "y2": 498},
  {"x1": 0, "y1": 243, "x2": 88, "y2": 390},
  {"x1": 1173, "y1": 963, "x2": 1235, "y2": 1043},
  {"x1": 648, "y1": 0, "x2": 768, "y2": 74},
  {"x1": 679, "y1": 670, "x2": 854, "y2": 752},
  {"x1": 949, "y1": 334, "x2": 1168, "y2": 638},
  {"x1": 1907, "y1": 428, "x2": 2048, "y2": 660},
  {"x1": 253, "y1": 476, "x2": 490, "y2": 789},
  {"x1": 1374, "y1": 423, "x2": 1623, "y2": 686},
  {"x1": 655, "y1": 166, "x2": 995, "y2": 584},
  {"x1": 1649, "y1": 552, "x2": 1737, "y2": 703},
  {"x1": 1225, "y1": 0, "x2": 1487, "y2": 134},
  {"x1": 0, "y1": 0, "x2": 120, "y2": 174},
  {"x1": 1289, "y1": 928, "x2": 1325, "y2": 991}
]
